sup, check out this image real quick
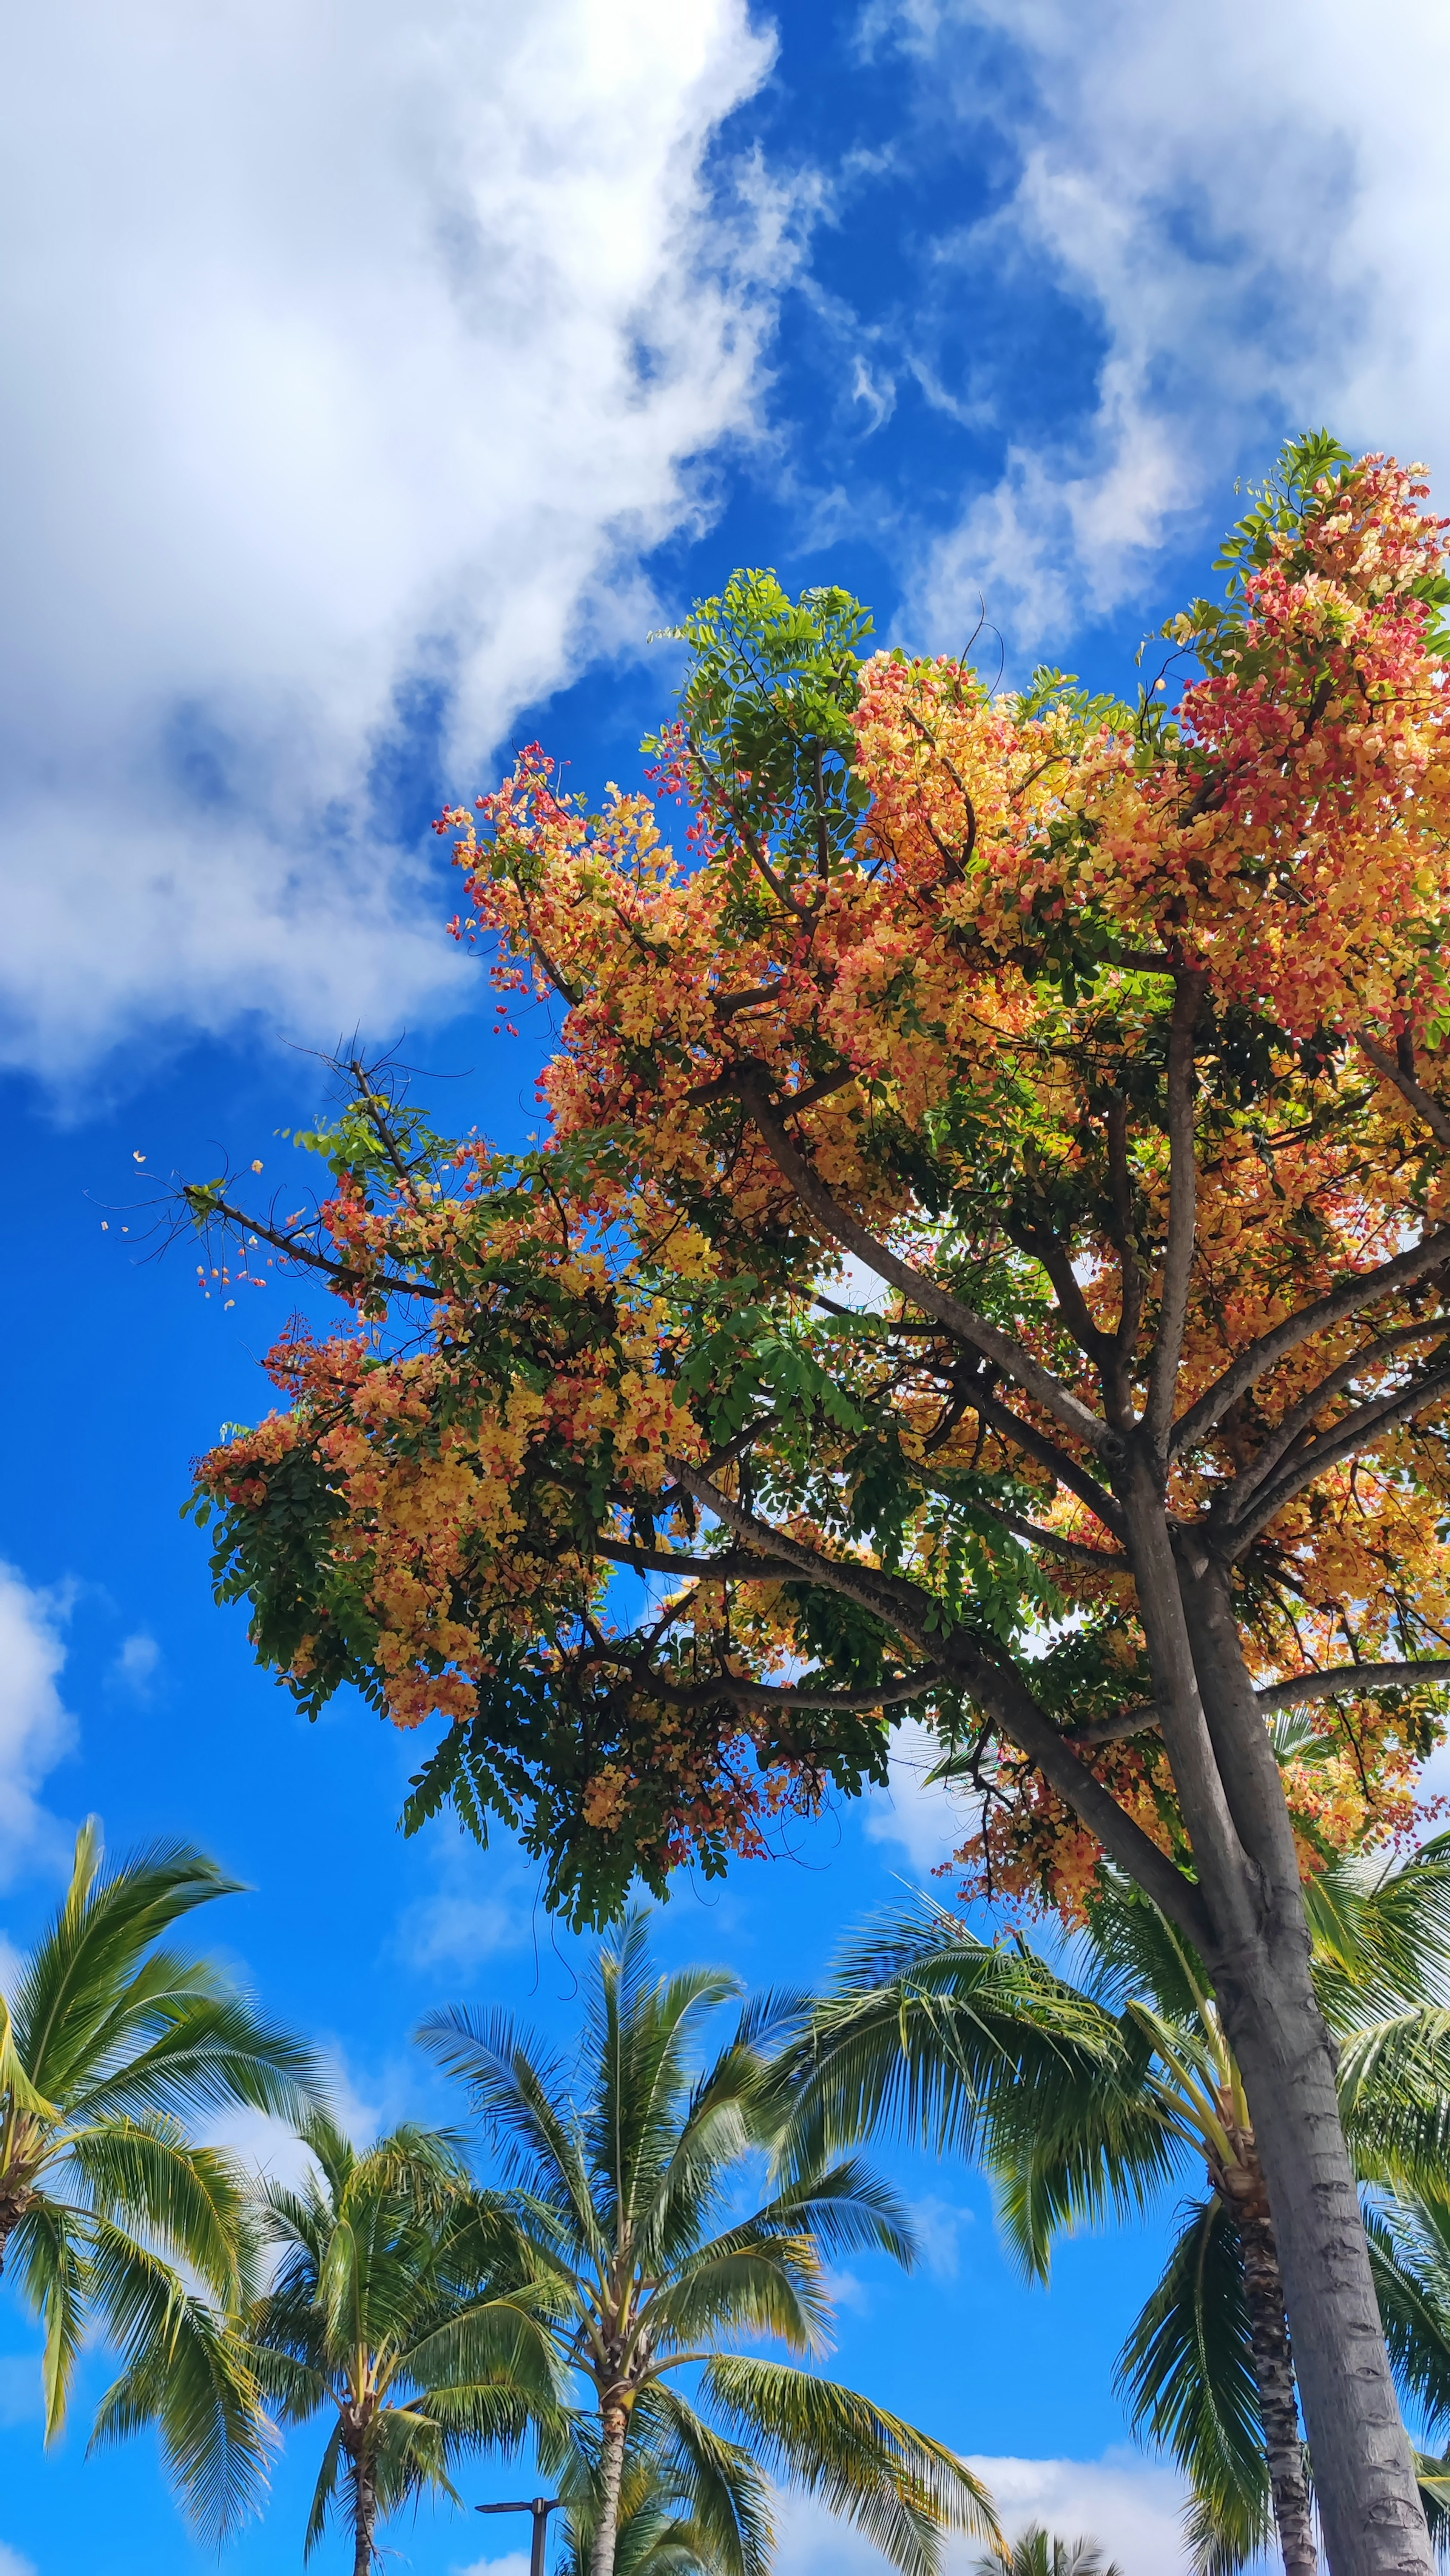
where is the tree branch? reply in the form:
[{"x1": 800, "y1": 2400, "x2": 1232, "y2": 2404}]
[
  {"x1": 181, "y1": 1189, "x2": 445, "y2": 1300},
  {"x1": 1361, "y1": 1033, "x2": 1450, "y2": 1151},
  {"x1": 1167, "y1": 1230, "x2": 1450, "y2": 1460},
  {"x1": 645, "y1": 1669, "x2": 942, "y2": 1715},
  {"x1": 1217, "y1": 1323, "x2": 1450, "y2": 1515},
  {"x1": 666, "y1": 1456, "x2": 1211, "y2": 1946},
  {"x1": 1221, "y1": 1360, "x2": 1450, "y2": 1556},
  {"x1": 597, "y1": 1541, "x2": 796, "y2": 1584},
  {"x1": 1144, "y1": 971, "x2": 1206, "y2": 1457},
  {"x1": 1066, "y1": 1659, "x2": 1450, "y2": 1751},
  {"x1": 729, "y1": 1071, "x2": 1122, "y2": 1463}
]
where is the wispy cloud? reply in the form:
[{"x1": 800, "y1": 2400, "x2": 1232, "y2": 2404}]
[
  {"x1": 111, "y1": 1632, "x2": 161, "y2": 1696},
  {"x1": 396, "y1": 1843, "x2": 537, "y2": 1975},
  {"x1": 912, "y1": 2193, "x2": 975, "y2": 2280}
]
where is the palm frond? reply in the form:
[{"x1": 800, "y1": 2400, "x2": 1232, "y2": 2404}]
[
  {"x1": 1115, "y1": 2196, "x2": 1270, "y2": 2574},
  {"x1": 704, "y1": 2354, "x2": 998, "y2": 2576}
]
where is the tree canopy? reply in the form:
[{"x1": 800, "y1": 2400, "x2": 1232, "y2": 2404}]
[{"x1": 187, "y1": 432, "x2": 1450, "y2": 1931}]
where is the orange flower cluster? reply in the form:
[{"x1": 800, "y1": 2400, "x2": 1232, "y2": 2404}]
[{"x1": 192, "y1": 446, "x2": 1450, "y2": 1924}]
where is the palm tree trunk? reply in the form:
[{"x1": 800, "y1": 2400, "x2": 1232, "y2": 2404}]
[
  {"x1": 0, "y1": 2184, "x2": 35, "y2": 2278},
  {"x1": 352, "y1": 2456, "x2": 377, "y2": 2576},
  {"x1": 590, "y1": 2405, "x2": 627, "y2": 2576},
  {"x1": 1235, "y1": 2195, "x2": 1318, "y2": 2576}
]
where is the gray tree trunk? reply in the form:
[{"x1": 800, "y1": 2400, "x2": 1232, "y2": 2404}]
[{"x1": 1166, "y1": 1547, "x2": 1430, "y2": 2576}]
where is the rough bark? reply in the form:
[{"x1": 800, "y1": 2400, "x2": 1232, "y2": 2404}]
[
  {"x1": 352, "y1": 2455, "x2": 377, "y2": 2576},
  {"x1": 1214, "y1": 2146, "x2": 1318, "y2": 2576},
  {"x1": 1177, "y1": 1560, "x2": 1430, "y2": 2576},
  {"x1": 590, "y1": 2405, "x2": 627, "y2": 2576},
  {"x1": 0, "y1": 2185, "x2": 34, "y2": 2280}
]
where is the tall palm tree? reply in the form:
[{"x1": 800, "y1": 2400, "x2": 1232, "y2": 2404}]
[
  {"x1": 420, "y1": 1910, "x2": 998, "y2": 2576},
  {"x1": 557, "y1": 2451, "x2": 738, "y2": 2575},
  {"x1": 972, "y1": 2527, "x2": 1123, "y2": 2576},
  {"x1": 246, "y1": 2111, "x2": 561, "y2": 2573},
  {"x1": 0, "y1": 1817, "x2": 316, "y2": 2538},
  {"x1": 775, "y1": 1838, "x2": 1450, "y2": 2576}
]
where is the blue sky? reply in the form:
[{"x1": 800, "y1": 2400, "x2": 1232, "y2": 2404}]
[{"x1": 3, "y1": 2, "x2": 1450, "y2": 2570}]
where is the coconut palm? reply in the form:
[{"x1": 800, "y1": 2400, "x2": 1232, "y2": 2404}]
[
  {"x1": 420, "y1": 1909, "x2": 998, "y2": 2576},
  {"x1": 245, "y1": 2111, "x2": 561, "y2": 2573},
  {"x1": 555, "y1": 2451, "x2": 737, "y2": 2574},
  {"x1": 972, "y1": 2527, "x2": 1123, "y2": 2576},
  {"x1": 0, "y1": 1816, "x2": 316, "y2": 2538},
  {"x1": 776, "y1": 1837, "x2": 1450, "y2": 2576}
]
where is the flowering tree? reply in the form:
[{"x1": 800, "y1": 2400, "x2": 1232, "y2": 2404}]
[{"x1": 187, "y1": 435, "x2": 1450, "y2": 2574}]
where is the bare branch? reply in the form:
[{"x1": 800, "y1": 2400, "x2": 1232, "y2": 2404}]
[
  {"x1": 1167, "y1": 1229, "x2": 1450, "y2": 1460},
  {"x1": 597, "y1": 1541, "x2": 795, "y2": 1584},
  {"x1": 928, "y1": 1372, "x2": 1126, "y2": 1537},
  {"x1": 182, "y1": 1188, "x2": 445, "y2": 1301},
  {"x1": 1144, "y1": 971, "x2": 1207, "y2": 1456}
]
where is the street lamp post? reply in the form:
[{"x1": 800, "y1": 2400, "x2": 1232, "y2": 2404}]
[{"x1": 475, "y1": 2495, "x2": 566, "y2": 2576}]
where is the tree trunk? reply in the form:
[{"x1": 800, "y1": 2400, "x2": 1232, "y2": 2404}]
[
  {"x1": 591, "y1": 2405, "x2": 627, "y2": 2576},
  {"x1": 0, "y1": 2184, "x2": 36, "y2": 2280},
  {"x1": 352, "y1": 2456, "x2": 377, "y2": 2576},
  {"x1": 1217, "y1": 2158, "x2": 1317, "y2": 2576},
  {"x1": 1175, "y1": 1555, "x2": 1430, "y2": 2576}
]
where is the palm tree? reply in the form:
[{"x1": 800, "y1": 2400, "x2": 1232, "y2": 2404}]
[
  {"x1": 556, "y1": 2451, "x2": 737, "y2": 2574},
  {"x1": 0, "y1": 1816, "x2": 316, "y2": 2538},
  {"x1": 420, "y1": 1910, "x2": 998, "y2": 2576},
  {"x1": 246, "y1": 2110, "x2": 561, "y2": 2572},
  {"x1": 972, "y1": 2527, "x2": 1123, "y2": 2576},
  {"x1": 776, "y1": 1839, "x2": 1450, "y2": 2576}
]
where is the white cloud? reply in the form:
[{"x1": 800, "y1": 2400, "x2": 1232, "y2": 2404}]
[
  {"x1": 912, "y1": 2192, "x2": 974, "y2": 2280},
  {"x1": 772, "y1": 2449, "x2": 1186, "y2": 2575},
  {"x1": 204, "y1": 2045, "x2": 385, "y2": 2193},
  {"x1": 112, "y1": 1633, "x2": 160, "y2": 1695},
  {"x1": 454, "y1": 2553, "x2": 531, "y2": 2576},
  {"x1": 0, "y1": 2545, "x2": 36, "y2": 2576},
  {"x1": 0, "y1": 1565, "x2": 77, "y2": 1882},
  {"x1": 864, "y1": 1716, "x2": 968, "y2": 1871},
  {"x1": 0, "y1": 0, "x2": 787, "y2": 1084},
  {"x1": 396, "y1": 1842, "x2": 535, "y2": 1973},
  {"x1": 964, "y1": 2452, "x2": 1188, "y2": 2576},
  {"x1": 890, "y1": 0, "x2": 1450, "y2": 653}
]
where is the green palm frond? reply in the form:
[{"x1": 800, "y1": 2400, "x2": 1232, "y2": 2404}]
[
  {"x1": 632, "y1": 2384, "x2": 775, "y2": 2576},
  {"x1": 1115, "y1": 2196, "x2": 1269, "y2": 2574},
  {"x1": 418, "y1": 2006, "x2": 604, "y2": 2256},
  {"x1": 302, "y1": 2413, "x2": 346, "y2": 2560},
  {"x1": 8, "y1": 2197, "x2": 88, "y2": 2442},
  {"x1": 1365, "y1": 2191, "x2": 1450, "y2": 2447},
  {"x1": 89, "y1": 2286, "x2": 273, "y2": 2544},
  {"x1": 973, "y1": 2523, "x2": 1123, "y2": 2576},
  {"x1": 66, "y1": 2120, "x2": 251, "y2": 2304},
  {"x1": 776, "y1": 1900, "x2": 1130, "y2": 2182},
  {"x1": 704, "y1": 2354, "x2": 998, "y2": 2576}
]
